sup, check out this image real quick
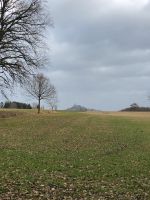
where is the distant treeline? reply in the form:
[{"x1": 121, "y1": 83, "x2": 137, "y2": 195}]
[
  {"x1": 122, "y1": 107, "x2": 150, "y2": 112},
  {"x1": 121, "y1": 103, "x2": 150, "y2": 112},
  {"x1": 1, "y1": 101, "x2": 32, "y2": 109}
]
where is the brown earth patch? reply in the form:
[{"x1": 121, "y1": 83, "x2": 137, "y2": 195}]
[
  {"x1": 87, "y1": 111, "x2": 150, "y2": 118},
  {"x1": 0, "y1": 111, "x2": 20, "y2": 118}
]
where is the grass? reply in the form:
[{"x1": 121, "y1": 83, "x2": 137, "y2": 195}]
[{"x1": 0, "y1": 110, "x2": 150, "y2": 199}]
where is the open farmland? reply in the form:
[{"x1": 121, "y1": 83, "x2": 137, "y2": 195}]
[{"x1": 0, "y1": 110, "x2": 150, "y2": 199}]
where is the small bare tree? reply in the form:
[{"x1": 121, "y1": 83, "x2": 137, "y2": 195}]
[
  {"x1": 26, "y1": 73, "x2": 56, "y2": 113},
  {"x1": 0, "y1": 0, "x2": 50, "y2": 88},
  {"x1": 48, "y1": 94, "x2": 58, "y2": 111}
]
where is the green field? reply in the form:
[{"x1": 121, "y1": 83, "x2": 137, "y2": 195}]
[{"x1": 0, "y1": 110, "x2": 150, "y2": 199}]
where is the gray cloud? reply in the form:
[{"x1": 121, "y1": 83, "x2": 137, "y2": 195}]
[
  {"x1": 44, "y1": 0, "x2": 150, "y2": 110},
  {"x1": 9, "y1": 0, "x2": 150, "y2": 110}
]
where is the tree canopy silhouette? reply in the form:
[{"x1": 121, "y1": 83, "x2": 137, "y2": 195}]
[
  {"x1": 0, "y1": 0, "x2": 49, "y2": 89},
  {"x1": 25, "y1": 73, "x2": 56, "y2": 113}
]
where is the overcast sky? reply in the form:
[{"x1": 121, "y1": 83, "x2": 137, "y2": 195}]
[{"x1": 10, "y1": 0, "x2": 150, "y2": 110}]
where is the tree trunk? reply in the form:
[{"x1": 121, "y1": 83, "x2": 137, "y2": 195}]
[{"x1": 38, "y1": 97, "x2": 40, "y2": 114}]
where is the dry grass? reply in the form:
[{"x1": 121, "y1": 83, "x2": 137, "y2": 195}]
[
  {"x1": 0, "y1": 110, "x2": 150, "y2": 199},
  {"x1": 87, "y1": 111, "x2": 150, "y2": 119}
]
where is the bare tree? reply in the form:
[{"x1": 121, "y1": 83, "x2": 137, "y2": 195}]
[
  {"x1": 0, "y1": 0, "x2": 50, "y2": 88},
  {"x1": 26, "y1": 73, "x2": 56, "y2": 113},
  {"x1": 48, "y1": 94, "x2": 58, "y2": 111}
]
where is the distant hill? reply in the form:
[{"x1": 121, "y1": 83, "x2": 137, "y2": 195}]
[
  {"x1": 66, "y1": 104, "x2": 99, "y2": 112},
  {"x1": 66, "y1": 104, "x2": 88, "y2": 112}
]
